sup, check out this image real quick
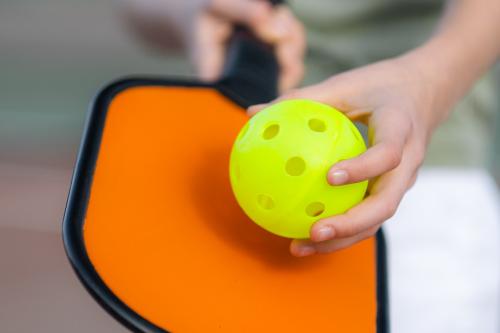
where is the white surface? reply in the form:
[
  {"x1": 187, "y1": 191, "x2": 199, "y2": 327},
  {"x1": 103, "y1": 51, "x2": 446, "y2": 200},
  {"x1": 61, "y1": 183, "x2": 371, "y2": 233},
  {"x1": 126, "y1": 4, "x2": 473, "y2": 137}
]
[{"x1": 385, "y1": 168, "x2": 500, "y2": 333}]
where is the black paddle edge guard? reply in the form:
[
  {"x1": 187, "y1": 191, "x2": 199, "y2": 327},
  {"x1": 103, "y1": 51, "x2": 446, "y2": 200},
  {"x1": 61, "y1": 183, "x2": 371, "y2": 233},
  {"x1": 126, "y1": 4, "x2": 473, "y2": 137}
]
[
  {"x1": 376, "y1": 229, "x2": 390, "y2": 333},
  {"x1": 62, "y1": 77, "x2": 390, "y2": 333}
]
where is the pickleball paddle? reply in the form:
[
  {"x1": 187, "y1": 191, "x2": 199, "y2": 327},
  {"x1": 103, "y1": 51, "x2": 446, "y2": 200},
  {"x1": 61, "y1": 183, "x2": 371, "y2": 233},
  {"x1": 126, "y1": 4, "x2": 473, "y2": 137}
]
[{"x1": 63, "y1": 1, "x2": 389, "y2": 332}]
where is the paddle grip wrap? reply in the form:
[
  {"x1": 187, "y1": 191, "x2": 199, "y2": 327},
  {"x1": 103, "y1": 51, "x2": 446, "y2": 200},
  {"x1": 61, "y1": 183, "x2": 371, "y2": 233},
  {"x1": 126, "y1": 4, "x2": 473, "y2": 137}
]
[{"x1": 218, "y1": 0, "x2": 284, "y2": 106}]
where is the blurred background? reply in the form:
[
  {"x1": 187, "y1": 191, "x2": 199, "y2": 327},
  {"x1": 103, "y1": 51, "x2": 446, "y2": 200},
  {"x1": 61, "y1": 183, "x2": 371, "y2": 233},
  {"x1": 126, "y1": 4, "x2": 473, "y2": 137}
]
[
  {"x1": 0, "y1": 1, "x2": 189, "y2": 332},
  {"x1": 0, "y1": 0, "x2": 499, "y2": 332}
]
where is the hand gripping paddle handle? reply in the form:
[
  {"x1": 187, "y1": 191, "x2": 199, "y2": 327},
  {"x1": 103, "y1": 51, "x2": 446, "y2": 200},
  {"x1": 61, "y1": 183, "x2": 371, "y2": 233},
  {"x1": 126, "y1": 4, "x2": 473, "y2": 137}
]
[{"x1": 218, "y1": 0, "x2": 285, "y2": 107}]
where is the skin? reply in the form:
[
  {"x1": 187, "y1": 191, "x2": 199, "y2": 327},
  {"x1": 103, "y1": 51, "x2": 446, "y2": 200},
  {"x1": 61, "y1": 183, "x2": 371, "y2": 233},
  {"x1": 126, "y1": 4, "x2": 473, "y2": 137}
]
[
  {"x1": 121, "y1": 0, "x2": 306, "y2": 91},
  {"x1": 123, "y1": 0, "x2": 500, "y2": 256},
  {"x1": 250, "y1": 0, "x2": 500, "y2": 256}
]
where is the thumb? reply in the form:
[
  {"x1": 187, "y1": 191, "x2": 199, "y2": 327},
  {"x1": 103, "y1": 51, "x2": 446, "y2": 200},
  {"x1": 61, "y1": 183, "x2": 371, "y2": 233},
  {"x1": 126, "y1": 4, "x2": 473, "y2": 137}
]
[{"x1": 209, "y1": 0, "x2": 271, "y2": 25}]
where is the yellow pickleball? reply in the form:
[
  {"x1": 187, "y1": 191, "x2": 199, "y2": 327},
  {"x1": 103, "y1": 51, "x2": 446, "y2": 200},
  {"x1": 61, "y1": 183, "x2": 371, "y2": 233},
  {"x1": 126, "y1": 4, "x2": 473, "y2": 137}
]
[{"x1": 229, "y1": 99, "x2": 368, "y2": 239}]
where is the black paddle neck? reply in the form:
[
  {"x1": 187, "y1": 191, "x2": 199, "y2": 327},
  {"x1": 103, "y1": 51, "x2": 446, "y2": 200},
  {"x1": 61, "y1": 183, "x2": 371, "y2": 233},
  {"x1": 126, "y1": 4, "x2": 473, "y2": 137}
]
[{"x1": 217, "y1": 0, "x2": 284, "y2": 107}]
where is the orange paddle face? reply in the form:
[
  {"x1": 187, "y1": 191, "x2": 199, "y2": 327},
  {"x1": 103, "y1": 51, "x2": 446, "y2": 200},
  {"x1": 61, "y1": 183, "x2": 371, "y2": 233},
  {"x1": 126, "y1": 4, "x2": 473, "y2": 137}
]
[{"x1": 64, "y1": 81, "x2": 386, "y2": 332}]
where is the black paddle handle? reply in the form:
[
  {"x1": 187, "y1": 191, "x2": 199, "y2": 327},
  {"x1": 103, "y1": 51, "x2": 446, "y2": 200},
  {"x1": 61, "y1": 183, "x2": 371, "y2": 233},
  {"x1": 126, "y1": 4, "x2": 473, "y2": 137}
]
[{"x1": 218, "y1": 0, "x2": 284, "y2": 106}]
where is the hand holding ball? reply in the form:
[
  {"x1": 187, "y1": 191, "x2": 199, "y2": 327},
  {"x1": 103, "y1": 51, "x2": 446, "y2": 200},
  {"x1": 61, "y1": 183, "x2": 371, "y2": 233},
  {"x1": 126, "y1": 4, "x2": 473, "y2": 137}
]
[{"x1": 230, "y1": 100, "x2": 368, "y2": 239}]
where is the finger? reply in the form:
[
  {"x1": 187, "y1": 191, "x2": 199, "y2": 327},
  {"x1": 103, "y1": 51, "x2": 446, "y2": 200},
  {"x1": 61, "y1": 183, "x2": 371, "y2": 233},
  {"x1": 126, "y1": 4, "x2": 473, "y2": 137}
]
[
  {"x1": 311, "y1": 155, "x2": 416, "y2": 242},
  {"x1": 289, "y1": 239, "x2": 316, "y2": 257},
  {"x1": 192, "y1": 12, "x2": 231, "y2": 81},
  {"x1": 246, "y1": 82, "x2": 328, "y2": 115},
  {"x1": 278, "y1": 54, "x2": 305, "y2": 92},
  {"x1": 309, "y1": 193, "x2": 397, "y2": 242},
  {"x1": 251, "y1": 65, "x2": 398, "y2": 117},
  {"x1": 247, "y1": 103, "x2": 267, "y2": 116},
  {"x1": 314, "y1": 226, "x2": 379, "y2": 253},
  {"x1": 275, "y1": 12, "x2": 306, "y2": 91},
  {"x1": 225, "y1": 3, "x2": 305, "y2": 89},
  {"x1": 248, "y1": 76, "x2": 352, "y2": 115},
  {"x1": 209, "y1": 0, "x2": 276, "y2": 34},
  {"x1": 327, "y1": 109, "x2": 411, "y2": 185},
  {"x1": 290, "y1": 226, "x2": 379, "y2": 256}
]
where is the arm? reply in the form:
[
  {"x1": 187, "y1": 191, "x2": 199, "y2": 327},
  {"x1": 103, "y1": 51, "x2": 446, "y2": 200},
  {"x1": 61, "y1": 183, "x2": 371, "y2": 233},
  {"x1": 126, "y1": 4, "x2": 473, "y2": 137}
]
[
  {"x1": 408, "y1": 0, "x2": 500, "y2": 128},
  {"x1": 250, "y1": 0, "x2": 500, "y2": 256}
]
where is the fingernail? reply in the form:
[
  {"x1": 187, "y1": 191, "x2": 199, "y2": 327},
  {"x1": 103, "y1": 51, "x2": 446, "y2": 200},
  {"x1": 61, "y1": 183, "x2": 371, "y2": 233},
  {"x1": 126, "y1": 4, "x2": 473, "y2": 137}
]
[
  {"x1": 330, "y1": 170, "x2": 348, "y2": 185},
  {"x1": 296, "y1": 244, "x2": 315, "y2": 257},
  {"x1": 315, "y1": 226, "x2": 335, "y2": 242}
]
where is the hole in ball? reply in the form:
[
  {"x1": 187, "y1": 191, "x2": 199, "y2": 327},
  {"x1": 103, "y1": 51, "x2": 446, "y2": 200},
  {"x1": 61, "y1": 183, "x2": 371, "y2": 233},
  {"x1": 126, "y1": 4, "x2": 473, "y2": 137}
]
[
  {"x1": 285, "y1": 157, "x2": 306, "y2": 176},
  {"x1": 262, "y1": 124, "x2": 280, "y2": 140},
  {"x1": 306, "y1": 202, "x2": 325, "y2": 217},
  {"x1": 308, "y1": 118, "x2": 326, "y2": 132},
  {"x1": 257, "y1": 194, "x2": 275, "y2": 210}
]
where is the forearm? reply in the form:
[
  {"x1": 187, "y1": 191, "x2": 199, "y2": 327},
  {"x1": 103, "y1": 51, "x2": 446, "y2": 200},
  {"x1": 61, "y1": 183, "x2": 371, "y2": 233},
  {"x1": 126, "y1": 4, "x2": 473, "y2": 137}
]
[{"x1": 402, "y1": 0, "x2": 500, "y2": 126}]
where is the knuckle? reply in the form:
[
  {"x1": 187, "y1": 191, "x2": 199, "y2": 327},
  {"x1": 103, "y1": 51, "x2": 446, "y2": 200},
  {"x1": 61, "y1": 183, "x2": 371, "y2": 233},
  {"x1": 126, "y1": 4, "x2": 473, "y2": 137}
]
[
  {"x1": 316, "y1": 244, "x2": 336, "y2": 254},
  {"x1": 358, "y1": 230, "x2": 376, "y2": 242},
  {"x1": 408, "y1": 173, "x2": 418, "y2": 188},
  {"x1": 381, "y1": 201, "x2": 398, "y2": 220},
  {"x1": 337, "y1": 218, "x2": 361, "y2": 237},
  {"x1": 384, "y1": 145, "x2": 402, "y2": 169},
  {"x1": 369, "y1": 225, "x2": 381, "y2": 237},
  {"x1": 248, "y1": 3, "x2": 271, "y2": 24},
  {"x1": 413, "y1": 144, "x2": 426, "y2": 166}
]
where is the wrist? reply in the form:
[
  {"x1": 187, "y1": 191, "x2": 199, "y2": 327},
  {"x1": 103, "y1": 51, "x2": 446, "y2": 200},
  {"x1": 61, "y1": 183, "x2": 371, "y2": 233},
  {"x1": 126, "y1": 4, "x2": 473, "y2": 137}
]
[{"x1": 394, "y1": 44, "x2": 455, "y2": 134}]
